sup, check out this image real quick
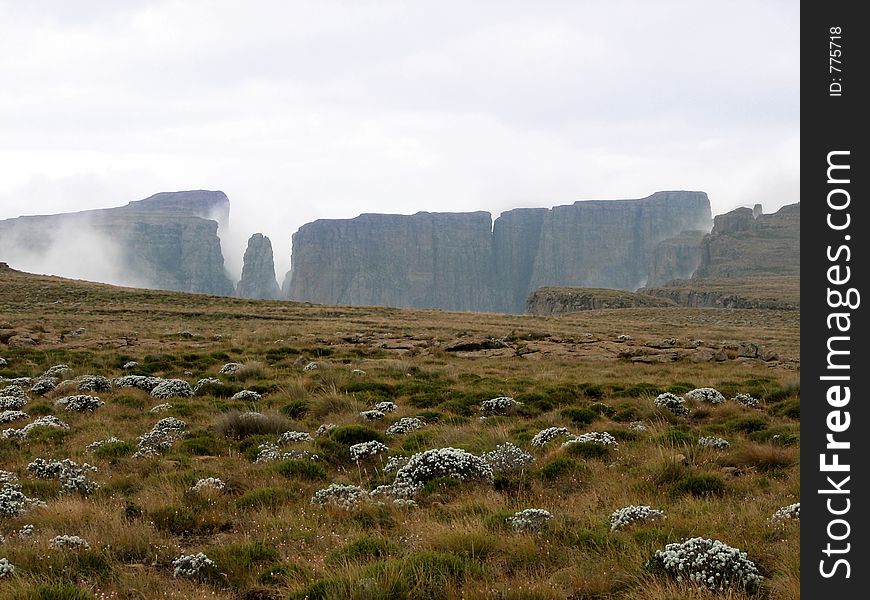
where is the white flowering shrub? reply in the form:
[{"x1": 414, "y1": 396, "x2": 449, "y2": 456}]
[
  {"x1": 733, "y1": 393, "x2": 761, "y2": 408},
  {"x1": 685, "y1": 387, "x2": 726, "y2": 404},
  {"x1": 315, "y1": 423, "x2": 336, "y2": 437},
  {"x1": 480, "y1": 396, "x2": 523, "y2": 417},
  {"x1": 359, "y1": 409, "x2": 385, "y2": 421},
  {"x1": 0, "y1": 357, "x2": 6, "y2": 367},
  {"x1": 506, "y1": 508, "x2": 552, "y2": 533},
  {"x1": 562, "y1": 431, "x2": 619, "y2": 448},
  {"x1": 219, "y1": 362, "x2": 243, "y2": 374},
  {"x1": 0, "y1": 470, "x2": 17, "y2": 485},
  {"x1": 254, "y1": 442, "x2": 318, "y2": 464},
  {"x1": 0, "y1": 410, "x2": 28, "y2": 424},
  {"x1": 191, "y1": 477, "x2": 227, "y2": 493},
  {"x1": 617, "y1": 334, "x2": 632, "y2": 341},
  {"x1": 386, "y1": 417, "x2": 425, "y2": 435},
  {"x1": 18, "y1": 524, "x2": 34, "y2": 539},
  {"x1": 85, "y1": 437, "x2": 123, "y2": 452},
  {"x1": 49, "y1": 535, "x2": 91, "y2": 550},
  {"x1": 393, "y1": 447, "x2": 494, "y2": 491},
  {"x1": 770, "y1": 502, "x2": 800, "y2": 524},
  {"x1": 192, "y1": 377, "x2": 222, "y2": 394},
  {"x1": 0, "y1": 558, "x2": 14, "y2": 578},
  {"x1": 134, "y1": 417, "x2": 187, "y2": 456},
  {"x1": 56, "y1": 394, "x2": 104, "y2": 412},
  {"x1": 0, "y1": 483, "x2": 46, "y2": 517},
  {"x1": 149, "y1": 403, "x2": 172, "y2": 413},
  {"x1": 628, "y1": 421, "x2": 648, "y2": 432},
  {"x1": 530, "y1": 426, "x2": 572, "y2": 447},
  {"x1": 113, "y1": 375, "x2": 164, "y2": 391},
  {"x1": 172, "y1": 553, "x2": 218, "y2": 579},
  {"x1": 349, "y1": 440, "x2": 389, "y2": 461},
  {"x1": 0, "y1": 396, "x2": 27, "y2": 411},
  {"x1": 278, "y1": 431, "x2": 313, "y2": 444},
  {"x1": 0, "y1": 385, "x2": 26, "y2": 398},
  {"x1": 648, "y1": 537, "x2": 763, "y2": 592},
  {"x1": 609, "y1": 505, "x2": 666, "y2": 531},
  {"x1": 654, "y1": 393, "x2": 690, "y2": 416},
  {"x1": 481, "y1": 442, "x2": 533, "y2": 474},
  {"x1": 352, "y1": 369, "x2": 366, "y2": 376},
  {"x1": 44, "y1": 364, "x2": 73, "y2": 378},
  {"x1": 311, "y1": 483, "x2": 368, "y2": 508},
  {"x1": 374, "y1": 401, "x2": 398, "y2": 413},
  {"x1": 26, "y1": 458, "x2": 99, "y2": 495},
  {"x1": 698, "y1": 436, "x2": 730, "y2": 449},
  {"x1": 1, "y1": 415, "x2": 70, "y2": 440},
  {"x1": 122, "y1": 361, "x2": 139, "y2": 369},
  {"x1": 383, "y1": 455, "x2": 410, "y2": 474},
  {"x1": 77, "y1": 375, "x2": 112, "y2": 392},
  {"x1": 302, "y1": 361, "x2": 319, "y2": 372},
  {"x1": 150, "y1": 379, "x2": 193, "y2": 399},
  {"x1": 232, "y1": 389, "x2": 262, "y2": 402},
  {"x1": 30, "y1": 377, "x2": 58, "y2": 395}
]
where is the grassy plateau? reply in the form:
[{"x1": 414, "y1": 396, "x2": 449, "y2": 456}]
[{"x1": 0, "y1": 267, "x2": 799, "y2": 600}]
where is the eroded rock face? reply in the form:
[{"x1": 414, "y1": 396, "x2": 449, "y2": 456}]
[
  {"x1": 525, "y1": 287, "x2": 675, "y2": 316},
  {"x1": 236, "y1": 234, "x2": 281, "y2": 300},
  {"x1": 694, "y1": 203, "x2": 800, "y2": 278},
  {"x1": 646, "y1": 230, "x2": 707, "y2": 287},
  {"x1": 0, "y1": 191, "x2": 234, "y2": 295},
  {"x1": 286, "y1": 191, "x2": 712, "y2": 313}
]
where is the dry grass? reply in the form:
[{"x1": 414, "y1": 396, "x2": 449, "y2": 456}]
[{"x1": 0, "y1": 268, "x2": 800, "y2": 599}]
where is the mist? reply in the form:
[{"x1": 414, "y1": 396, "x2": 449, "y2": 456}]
[{"x1": 0, "y1": 218, "x2": 153, "y2": 290}]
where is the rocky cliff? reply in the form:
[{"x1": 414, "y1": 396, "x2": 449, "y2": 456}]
[
  {"x1": 646, "y1": 230, "x2": 707, "y2": 287},
  {"x1": 286, "y1": 191, "x2": 712, "y2": 313},
  {"x1": 694, "y1": 202, "x2": 800, "y2": 278},
  {"x1": 286, "y1": 211, "x2": 496, "y2": 311},
  {"x1": 0, "y1": 190, "x2": 235, "y2": 295},
  {"x1": 237, "y1": 233, "x2": 281, "y2": 300}
]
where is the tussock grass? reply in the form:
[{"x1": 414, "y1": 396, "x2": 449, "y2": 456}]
[{"x1": 0, "y1": 269, "x2": 801, "y2": 599}]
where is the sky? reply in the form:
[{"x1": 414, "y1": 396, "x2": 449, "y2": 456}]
[{"x1": 0, "y1": 0, "x2": 799, "y2": 279}]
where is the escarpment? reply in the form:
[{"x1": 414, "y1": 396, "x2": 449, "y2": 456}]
[
  {"x1": 0, "y1": 190, "x2": 235, "y2": 295},
  {"x1": 285, "y1": 191, "x2": 713, "y2": 313}
]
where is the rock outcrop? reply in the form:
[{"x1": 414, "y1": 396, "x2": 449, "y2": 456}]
[
  {"x1": 236, "y1": 233, "x2": 281, "y2": 300},
  {"x1": 0, "y1": 191, "x2": 234, "y2": 295},
  {"x1": 694, "y1": 203, "x2": 800, "y2": 278},
  {"x1": 525, "y1": 287, "x2": 675, "y2": 316},
  {"x1": 285, "y1": 191, "x2": 712, "y2": 313},
  {"x1": 646, "y1": 230, "x2": 707, "y2": 287}
]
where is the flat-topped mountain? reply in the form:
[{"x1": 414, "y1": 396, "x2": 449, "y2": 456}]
[
  {"x1": 0, "y1": 190, "x2": 234, "y2": 296},
  {"x1": 285, "y1": 191, "x2": 712, "y2": 313}
]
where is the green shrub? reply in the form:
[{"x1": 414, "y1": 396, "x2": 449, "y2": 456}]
[
  {"x1": 257, "y1": 562, "x2": 311, "y2": 585},
  {"x1": 149, "y1": 505, "x2": 232, "y2": 536},
  {"x1": 276, "y1": 459, "x2": 328, "y2": 481},
  {"x1": 559, "y1": 407, "x2": 596, "y2": 426},
  {"x1": 623, "y1": 383, "x2": 663, "y2": 397},
  {"x1": 666, "y1": 382, "x2": 695, "y2": 395},
  {"x1": 540, "y1": 457, "x2": 586, "y2": 481},
  {"x1": 280, "y1": 399, "x2": 309, "y2": 419},
  {"x1": 401, "y1": 432, "x2": 433, "y2": 453},
  {"x1": 673, "y1": 473, "x2": 727, "y2": 497},
  {"x1": 93, "y1": 441, "x2": 135, "y2": 460},
  {"x1": 208, "y1": 541, "x2": 279, "y2": 588},
  {"x1": 727, "y1": 416, "x2": 769, "y2": 434},
  {"x1": 214, "y1": 410, "x2": 292, "y2": 439},
  {"x1": 611, "y1": 402, "x2": 639, "y2": 422},
  {"x1": 195, "y1": 381, "x2": 242, "y2": 398},
  {"x1": 330, "y1": 425, "x2": 385, "y2": 446},
  {"x1": 587, "y1": 402, "x2": 615, "y2": 417},
  {"x1": 769, "y1": 398, "x2": 800, "y2": 419},
  {"x1": 26, "y1": 402, "x2": 54, "y2": 416},
  {"x1": 565, "y1": 441, "x2": 612, "y2": 460},
  {"x1": 112, "y1": 395, "x2": 146, "y2": 409},
  {"x1": 178, "y1": 433, "x2": 225, "y2": 456},
  {"x1": 327, "y1": 535, "x2": 401, "y2": 566}
]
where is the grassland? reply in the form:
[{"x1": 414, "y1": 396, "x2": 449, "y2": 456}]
[{"x1": 0, "y1": 267, "x2": 799, "y2": 599}]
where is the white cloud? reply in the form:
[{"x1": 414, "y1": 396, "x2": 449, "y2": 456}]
[{"x1": 0, "y1": 0, "x2": 799, "y2": 279}]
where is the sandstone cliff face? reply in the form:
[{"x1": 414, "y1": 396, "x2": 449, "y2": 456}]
[
  {"x1": 646, "y1": 230, "x2": 707, "y2": 287},
  {"x1": 237, "y1": 233, "x2": 281, "y2": 300},
  {"x1": 528, "y1": 191, "x2": 712, "y2": 292},
  {"x1": 287, "y1": 212, "x2": 495, "y2": 311},
  {"x1": 0, "y1": 191, "x2": 235, "y2": 295},
  {"x1": 694, "y1": 202, "x2": 800, "y2": 278},
  {"x1": 286, "y1": 191, "x2": 712, "y2": 313}
]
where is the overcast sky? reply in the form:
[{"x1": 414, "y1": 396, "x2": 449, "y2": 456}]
[{"x1": 0, "y1": 0, "x2": 799, "y2": 277}]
